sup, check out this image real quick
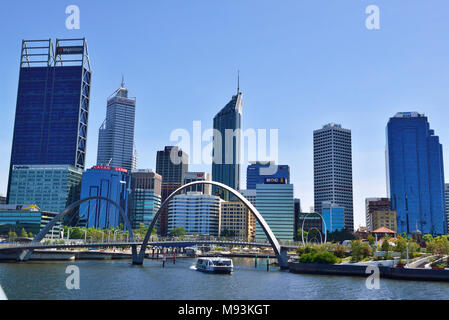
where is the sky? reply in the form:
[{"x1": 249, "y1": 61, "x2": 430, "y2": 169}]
[{"x1": 0, "y1": 0, "x2": 448, "y2": 228}]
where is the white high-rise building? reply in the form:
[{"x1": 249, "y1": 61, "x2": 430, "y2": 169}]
[
  {"x1": 313, "y1": 123, "x2": 354, "y2": 231},
  {"x1": 97, "y1": 78, "x2": 137, "y2": 171},
  {"x1": 168, "y1": 192, "x2": 222, "y2": 236}
]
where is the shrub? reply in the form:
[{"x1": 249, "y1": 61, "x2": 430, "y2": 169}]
[
  {"x1": 298, "y1": 251, "x2": 338, "y2": 264},
  {"x1": 333, "y1": 244, "x2": 347, "y2": 258}
]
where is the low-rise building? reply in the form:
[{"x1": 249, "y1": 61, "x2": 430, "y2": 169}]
[
  {"x1": 220, "y1": 201, "x2": 256, "y2": 241},
  {"x1": 371, "y1": 210, "x2": 397, "y2": 232},
  {"x1": 0, "y1": 204, "x2": 61, "y2": 239},
  {"x1": 322, "y1": 202, "x2": 345, "y2": 233}
]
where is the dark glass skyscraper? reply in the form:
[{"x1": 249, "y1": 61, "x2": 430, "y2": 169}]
[
  {"x1": 155, "y1": 146, "x2": 189, "y2": 236},
  {"x1": 212, "y1": 91, "x2": 243, "y2": 199},
  {"x1": 386, "y1": 112, "x2": 446, "y2": 235},
  {"x1": 8, "y1": 39, "x2": 91, "y2": 201}
]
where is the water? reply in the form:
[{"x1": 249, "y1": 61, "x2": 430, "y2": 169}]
[{"x1": 1, "y1": 258, "x2": 449, "y2": 300}]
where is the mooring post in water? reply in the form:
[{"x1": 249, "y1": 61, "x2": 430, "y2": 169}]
[
  {"x1": 152, "y1": 248, "x2": 155, "y2": 258},
  {"x1": 163, "y1": 252, "x2": 166, "y2": 268},
  {"x1": 255, "y1": 255, "x2": 258, "y2": 268},
  {"x1": 173, "y1": 250, "x2": 176, "y2": 264},
  {"x1": 267, "y1": 256, "x2": 270, "y2": 272}
]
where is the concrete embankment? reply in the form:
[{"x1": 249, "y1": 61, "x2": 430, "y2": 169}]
[{"x1": 289, "y1": 262, "x2": 449, "y2": 282}]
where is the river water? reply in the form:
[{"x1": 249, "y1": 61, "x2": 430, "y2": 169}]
[{"x1": 0, "y1": 258, "x2": 448, "y2": 300}]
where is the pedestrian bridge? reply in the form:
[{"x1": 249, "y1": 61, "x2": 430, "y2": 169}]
[{"x1": 0, "y1": 240, "x2": 293, "y2": 251}]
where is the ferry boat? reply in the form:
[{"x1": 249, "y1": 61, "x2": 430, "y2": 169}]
[{"x1": 195, "y1": 257, "x2": 234, "y2": 274}]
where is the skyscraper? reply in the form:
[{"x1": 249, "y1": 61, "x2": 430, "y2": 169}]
[
  {"x1": 386, "y1": 112, "x2": 446, "y2": 235},
  {"x1": 156, "y1": 146, "x2": 189, "y2": 236},
  {"x1": 313, "y1": 123, "x2": 354, "y2": 231},
  {"x1": 255, "y1": 183, "x2": 294, "y2": 241},
  {"x1": 212, "y1": 88, "x2": 243, "y2": 198},
  {"x1": 8, "y1": 39, "x2": 91, "y2": 201},
  {"x1": 97, "y1": 78, "x2": 137, "y2": 171},
  {"x1": 246, "y1": 162, "x2": 290, "y2": 190}
]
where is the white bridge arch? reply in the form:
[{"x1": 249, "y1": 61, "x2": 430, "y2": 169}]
[{"x1": 134, "y1": 181, "x2": 283, "y2": 265}]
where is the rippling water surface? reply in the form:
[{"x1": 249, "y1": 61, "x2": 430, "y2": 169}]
[{"x1": 1, "y1": 258, "x2": 449, "y2": 300}]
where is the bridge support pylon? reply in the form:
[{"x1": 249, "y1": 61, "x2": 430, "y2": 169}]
[{"x1": 278, "y1": 247, "x2": 290, "y2": 270}]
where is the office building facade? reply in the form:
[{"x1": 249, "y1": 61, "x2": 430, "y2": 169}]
[
  {"x1": 79, "y1": 166, "x2": 131, "y2": 229},
  {"x1": 256, "y1": 183, "x2": 294, "y2": 241},
  {"x1": 314, "y1": 123, "x2": 354, "y2": 231},
  {"x1": 212, "y1": 91, "x2": 243, "y2": 199},
  {"x1": 97, "y1": 79, "x2": 137, "y2": 171},
  {"x1": 321, "y1": 202, "x2": 345, "y2": 233},
  {"x1": 220, "y1": 201, "x2": 256, "y2": 241},
  {"x1": 156, "y1": 146, "x2": 189, "y2": 236},
  {"x1": 8, "y1": 39, "x2": 91, "y2": 200},
  {"x1": 128, "y1": 170, "x2": 162, "y2": 228},
  {"x1": 246, "y1": 162, "x2": 290, "y2": 190},
  {"x1": 167, "y1": 192, "x2": 222, "y2": 236},
  {"x1": 183, "y1": 172, "x2": 212, "y2": 195},
  {"x1": 0, "y1": 204, "x2": 61, "y2": 239},
  {"x1": 8, "y1": 165, "x2": 82, "y2": 214},
  {"x1": 386, "y1": 112, "x2": 446, "y2": 235},
  {"x1": 370, "y1": 210, "x2": 397, "y2": 232},
  {"x1": 365, "y1": 198, "x2": 392, "y2": 232}
]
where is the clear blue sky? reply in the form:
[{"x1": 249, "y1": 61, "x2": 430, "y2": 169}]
[{"x1": 0, "y1": 0, "x2": 448, "y2": 228}]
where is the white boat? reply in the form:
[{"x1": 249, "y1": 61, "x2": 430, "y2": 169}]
[{"x1": 196, "y1": 257, "x2": 233, "y2": 274}]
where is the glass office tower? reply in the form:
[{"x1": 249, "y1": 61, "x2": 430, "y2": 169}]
[
  {"x1": 255, "y1": 183, "x2": 294, "y2": 241},
  {"x1": 313, "y1": 123, "x2": 354, "y2": 231},
  {"x1": 212, "y1": 90, "x2": 243, "y2": 199},
  {"x1": 386, "y1": 112, "x2": 446, "y2": 235},
  {"x1": 8, "y1": 39, "x2": 91, "y2": 201},
  {"x1": 97, "y1": 79, "x2": 137, "y2": 171},
  {"x1": 79, "y1": 166, "x2": 131, "y2": 229}
]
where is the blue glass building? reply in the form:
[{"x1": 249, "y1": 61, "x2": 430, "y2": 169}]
[
  {"x1": 79, "y1": 166, "x2": 131, "y2": 229},
  {"x1": 386, "y1": 112, "x2": 446, "y2": 235},
  {"x1": 246, "y1": 162, "x2": 290, "y2": 190},
  {"x1": 212, "y1": 90, "x2": 243, "y2": 199},
  {"x1": 321, "y1": 202, "x2": 345, "y2": 233},
  {"x1": 7, "y1": 39, "x2": 91, "y2": 201}
]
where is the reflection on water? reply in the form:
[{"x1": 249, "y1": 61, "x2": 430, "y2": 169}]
[{"x1": 0, "y1": 258, "x2": 449, "y2": 300}]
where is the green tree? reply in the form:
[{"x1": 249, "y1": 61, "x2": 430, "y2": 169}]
[
  {"x1": 20, "y1": 228, "x2": 28, "y2": 238},
  {"x1": 169, "y1": 227, "x2": 186, "y2": 237},
  {"x1": 8, "y1": 231, "x2": 17, "y2": 240}
]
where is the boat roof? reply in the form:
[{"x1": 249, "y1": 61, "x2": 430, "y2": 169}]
[{"x1": 199, "y1": 257, "x2": 232, "y2": 261}]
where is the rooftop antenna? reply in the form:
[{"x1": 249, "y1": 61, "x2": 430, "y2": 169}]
[
  {"x1": 237, "y1": 70, "x2": 240, "y2": 94},
  {"x1": 121, "y1": 74, "x2": 125, "y2": 88}
]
